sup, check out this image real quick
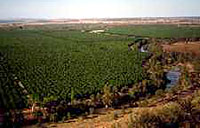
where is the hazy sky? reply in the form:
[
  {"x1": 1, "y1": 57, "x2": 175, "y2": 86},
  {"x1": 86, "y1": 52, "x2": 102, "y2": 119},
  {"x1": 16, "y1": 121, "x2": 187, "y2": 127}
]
[{"x1": 0, "y1": 0, "x2": 200, "y2": 19}]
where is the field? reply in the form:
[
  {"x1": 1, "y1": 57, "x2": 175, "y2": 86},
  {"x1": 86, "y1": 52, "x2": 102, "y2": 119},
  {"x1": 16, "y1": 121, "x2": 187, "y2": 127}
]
[
  {"x1": 1, "y1": 23, "x2": 200, "y2": 127},
  {"x1": 106, "y1": 25, "x2": 200, "y2": 38},
  {"x1": 0, "y1": 26, "x2": 146, "y2": 109},
  {"x1": 1, "y1": 24, "x2": 200, "y2": 109}
]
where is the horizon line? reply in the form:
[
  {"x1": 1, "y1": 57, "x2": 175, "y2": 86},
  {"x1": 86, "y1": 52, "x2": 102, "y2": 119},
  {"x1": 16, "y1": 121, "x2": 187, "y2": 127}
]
[{"x1": 1, "y1": 16, "x2": 200, "y2": 20}]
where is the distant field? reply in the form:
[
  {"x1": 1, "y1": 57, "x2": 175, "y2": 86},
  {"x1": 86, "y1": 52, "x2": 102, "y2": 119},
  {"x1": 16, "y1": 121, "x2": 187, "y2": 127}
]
[
  {"x1": 106, "y1": 25, "x2": 200, "y2": 38},
  {"x1": 0, "y1": 28, "x2": 144, "y2": 109}
]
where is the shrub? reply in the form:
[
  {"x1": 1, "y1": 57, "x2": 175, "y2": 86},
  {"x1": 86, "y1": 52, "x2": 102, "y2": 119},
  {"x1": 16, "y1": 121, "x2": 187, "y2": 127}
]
[
  {"x1": 102, "y1": 84, "x2": 114, "y2": 108},
  {"x1": 159, "y1": 103, "x2": 183, "y2": 123},
  {"x1": 132, "y1": 102, "x2": 183, "y2": 127},
  {"x1": 155, "y1": 89, "x2": 164, "y2": 96},
  {"x1": 112, "y1": 111, "x2": 120, "y2": 120},
  {"x1": 111, "y1": 122, "x2": 121, "y2": 128},
  {"x1": 67, "y1": 112, "x2": 71, "y2": 120},
  {"x1": 178, "y1": 96, "x2": 200, "y2": 123}
]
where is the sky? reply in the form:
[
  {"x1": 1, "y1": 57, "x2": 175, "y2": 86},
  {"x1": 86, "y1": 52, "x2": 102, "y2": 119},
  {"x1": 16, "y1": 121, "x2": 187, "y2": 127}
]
[{"x1": 0, "y1": 0, "x2": 200, "y2": 19}]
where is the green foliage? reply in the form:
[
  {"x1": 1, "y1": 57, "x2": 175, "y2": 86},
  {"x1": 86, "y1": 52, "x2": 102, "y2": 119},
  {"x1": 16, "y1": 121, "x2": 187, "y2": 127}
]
[
  {"x1": 70, "y1": 87, "x2": 75, "y2": 105},
  {"x1": 106, "y1": 25, "x2": 200, "y2": 38},
  {"x1": 143, "y1": 43, "x2": 165, "y2": 90},
  {"x1": 43, "y1": 96, "x2": 57, "y2": 104},
  {"x1": 0, "y1": 29, "x2": 144, "y2": 108}
]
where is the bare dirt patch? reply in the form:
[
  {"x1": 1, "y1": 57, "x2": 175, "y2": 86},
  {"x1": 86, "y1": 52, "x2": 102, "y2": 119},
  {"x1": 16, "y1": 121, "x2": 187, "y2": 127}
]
[{"x1": 162, "y1": 41, "x2": 200, "y2": 55}]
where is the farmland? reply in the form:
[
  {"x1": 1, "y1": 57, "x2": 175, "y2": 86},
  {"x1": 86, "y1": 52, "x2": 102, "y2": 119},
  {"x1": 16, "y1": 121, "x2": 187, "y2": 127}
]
[
  {"x1": 0, "y1": 26, "x2": 145, "y2": 109},
  {"x1": 1, "y1": 23, "x2": 200, "y2": 127},
  {"x1": 106, "y1": 25, "x2": 200, "y2": 38},
  {"x1": 1, "y1": 24, "x2": 200, "y2": 109}
]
